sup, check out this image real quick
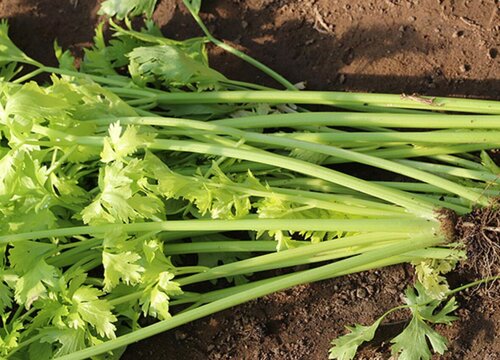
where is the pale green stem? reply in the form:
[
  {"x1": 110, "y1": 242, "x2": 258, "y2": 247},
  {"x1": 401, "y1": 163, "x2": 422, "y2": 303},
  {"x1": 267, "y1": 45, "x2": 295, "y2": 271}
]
[
  {"x1": 177, "y1": 232, "x2": 434, "y2": 286},
  {"x1": 397, "y1": 160, "x2": 500, "y2": 184},
  {"x1": 447, "y1": 276, "x2": 500, "y2": 295},
  {"x1": 203, "y1": 132, "x2": 488, "y2": 206},
  {"x1": 40, "y1": 66, "x2": 131, "y2": 87},
  {"x1": 48, "y1": 238, "x2": 102, "y2": 267},
  {"x1": 79, "y1": 116, "x2": 488, "y2": 206},
  {"x1": 111, "y1": 235, "x2": 416, "y2": 307},
  {"x1": 174, "y1": 266, "x2": 210, "y2": 275},
  {"x1": 430, "y1": 154, "x2": 487, "y2": 171},
  {"x1": 176, "y1": 143, "x2": 496, "y2": 175},
  {"x1": 268, "y1": 187, "x2": 410, "y2": 213},
  {"x1": 54, "y1": 235, "x2": 441, "y2": 360},
  {"x1": 212, "y1": 112, "x2": 500, "y2": 129},
  {"x1": 30, "y1": 125, "x2": 436, "y2": 216},
  {"x1": 274, "y1": 131, "x2": 500, "y2": 144},
  {"x1": 164, "y1": 241, "x2": 279, "y2": 255},
  {"x1": 194, "y1": 247, "x2": 453, "y2": 305},
  {"x1": 266, "y1": 178, "x2": 500, "y2": 197},
  {"x1": 149, "y1": 138, "x2": 437, "y2": 216},
  {"x1": 363, "y1": 144, "x2": 497, "y2": 162},
  {"x1": 105, "y1": 89, "x2": 500, "y2": 114},
  {"x1": 0, "y1": 218, "x2": 435, "y2": 244},
  {"x1": 12, "y1": 68, "x2": 44, "y2": 83}
]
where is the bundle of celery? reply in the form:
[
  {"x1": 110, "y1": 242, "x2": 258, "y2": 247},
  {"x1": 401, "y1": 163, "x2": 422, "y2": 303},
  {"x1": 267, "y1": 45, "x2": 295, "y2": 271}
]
[{"x1": 0, "y1": 2, "x2": 498, "y2": 359}]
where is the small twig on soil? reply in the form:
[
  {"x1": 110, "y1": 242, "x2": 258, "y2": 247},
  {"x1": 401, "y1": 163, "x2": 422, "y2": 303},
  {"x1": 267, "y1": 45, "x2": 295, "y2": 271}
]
[
  {"x1": 459, "y1": 16, "x2": 482, "y2": 30},
  {"x1": 313, "y1": 7, "x2": 334, "y2": 34},
  {"x1": 487, "y1": 5, "x2": 498, "y2": 29}
]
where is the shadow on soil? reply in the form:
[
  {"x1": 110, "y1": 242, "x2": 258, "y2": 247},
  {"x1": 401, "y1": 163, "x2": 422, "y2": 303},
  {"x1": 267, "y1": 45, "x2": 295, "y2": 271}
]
[
  {"x1": 155, "y1": 0, "x2": 500, "y2": 100},
  {"x1": 3, "y1": 0, "x2": 499, "y2": 99}
]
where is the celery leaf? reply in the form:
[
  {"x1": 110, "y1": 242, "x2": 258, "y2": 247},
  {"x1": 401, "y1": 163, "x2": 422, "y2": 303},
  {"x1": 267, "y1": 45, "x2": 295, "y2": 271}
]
[
  {"x1": 70, "y1": 286, "x2": 117, "y2": 338},
  {"x1": 391, "y1": 316, "x2": 442, "y2": 360},
  {"x1": 39, "y1": 327, "x2": 87, "y2": 357},
  {"x1": 329, "y1": 318, "x2": 382, "y2": 360},
  {"x1": 390, "y1": 283, "x2": 457, "y2": 359},
  {"x1": 102, "y1": 251, "x2": 144, "y2": 291},
  {"x1": 128, "y1": 45, "x2": 227, "y2": 90},
  {"x1": 9, "y1": 242, "x2": 58, "y2": 308},
  {"x1": 99, "y1": 0, "x2": 158, "y2": 20}
]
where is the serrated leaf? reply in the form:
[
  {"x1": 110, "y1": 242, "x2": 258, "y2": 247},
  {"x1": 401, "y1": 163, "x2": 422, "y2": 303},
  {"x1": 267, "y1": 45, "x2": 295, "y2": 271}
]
[
  {"x1": 100, "y1": 122, "x2": 153, "y2": 163},
  {"x1": 0, "y1": 319, "x2": 22, "y2": 357},
  {"x1": 391, "y1": 316, "x2": 448, "y2": 360},
  {"x1": 8, "y1": 241, "x2": 56, "y2": 273},
  {"x1": 128, "y1": 45, "x2": 226, "y2": 89},
  {"x1": 140, "y1": 285, "x2": 171, "y2": 320},
  {"x1": 404, "y1": 282, "x2": 457, "y2": 324},
  {"x1": 419, "y1": 297, "x2": 458, "y2": 325},
  {"x1": 39, "y1": 327, "x2": 87, "y2": 357},
  {"x1": 82, "y1": 160, "x2": 163, "y2": 224},
  {"x1": 155, "y1": 162, "x2": 252, "y2": 219},
  {"x1": 0, "y1": 61, "x2": 22, "y2": 81},
  {"x1": 0, "y1": 281, "x2": 12, "y2": 313},
  {"x1": 28, "y1": 341, "x2": 53, "y2": 360},
  {"x1": 102, "y1": 251, "x2": 144, "y2": 291},
  {"x1": 425, "y1": 325, "x2": 449, "y2": 355},
  {"x1": 30, "y1": 299, "x2": 70, "y2": 330},
  {"x1": 140, "y1": 270, "x2": 182, "y2": 320},
  {"x1": 157, "y1": 272, "x2": 182, "y2": 295},
  {"x1": 143, "y1": 239, "x2": 161, "y2": 263},
  {"x1": 99, "y1": 0, "x2": 158, "y2": 19},
  {"x1": 14, "y1": 260, "x2": 58, "y2": 309},
  {"x1": 49, "y1": 76, "x2": 138, "y2": 120},
  {"x1": 3, "y1": 82, "x2": 69, "y2": 136},
  {"x1": 81, "y1": 46, "x2": 118, "y2": 77},
  {"x1": 71, "y1": 286, "x2": 117, "y2": 339},
  {"x1": 9, "y1": 242, "x2": 58, "y2": 308},
  {"x1": 329, "y1": 318, "x2": 382, "y2": 360},
  {"x1": 54, "y1": 41, "x2": 76, "y2": 70}
]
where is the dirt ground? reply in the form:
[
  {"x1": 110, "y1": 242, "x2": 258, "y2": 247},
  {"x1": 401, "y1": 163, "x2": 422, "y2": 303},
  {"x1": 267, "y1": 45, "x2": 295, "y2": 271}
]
[{"x1": 1, "y1": 0, "x2": 499, "y2": 359}]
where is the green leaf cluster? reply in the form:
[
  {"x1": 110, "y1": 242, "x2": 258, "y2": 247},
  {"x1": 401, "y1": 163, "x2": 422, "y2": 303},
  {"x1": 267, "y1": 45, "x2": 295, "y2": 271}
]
[
  {"x1": 0, "y1": 4, "x2": 498, "y2": 359},
  {"x1": 329, "y1": 282, "x2": 459, "y2": 360}
]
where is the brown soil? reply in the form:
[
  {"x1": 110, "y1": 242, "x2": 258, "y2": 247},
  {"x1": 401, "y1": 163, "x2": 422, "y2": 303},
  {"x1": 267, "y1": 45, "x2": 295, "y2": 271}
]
[{"x1": 1, "y1": 0, "x2": 499, "y2": 359}]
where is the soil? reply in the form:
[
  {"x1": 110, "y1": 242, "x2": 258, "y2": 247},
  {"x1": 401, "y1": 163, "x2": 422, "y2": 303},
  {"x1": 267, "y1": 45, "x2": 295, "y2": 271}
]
[{"x1": 1, "y1": 0, "x2": 499, "y2": 359}]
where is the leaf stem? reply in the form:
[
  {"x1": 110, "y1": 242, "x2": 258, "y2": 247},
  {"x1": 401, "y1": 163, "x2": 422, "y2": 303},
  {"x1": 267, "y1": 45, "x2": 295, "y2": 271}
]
[
  {"x1": 182, "y1": 0, "x2": 297, "y2": 91},
  {"x1": 54, "y1": 235, "x2": 441, "y2": 360},
  {"x1": 177, "y1": 232, "x2": 436, "y2": 286},
  {"x1": 105, "y1": 89, "x2": 500, "y2": 114},
  {"x1": 164, "y1": 240, "x2": 279, "y2": 255},
  {"x1": 0, "y1": 218, "x2": 436, "y2": 244},
  {"x1": 212, "y1": 112, "x2": 500, "y2": 129}
]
